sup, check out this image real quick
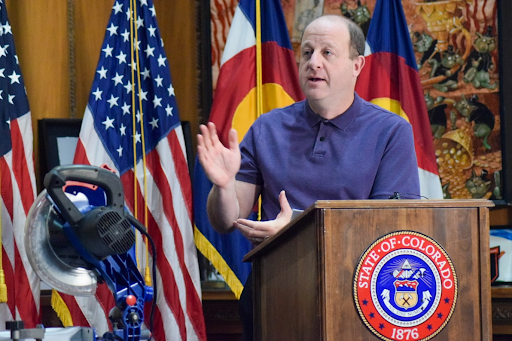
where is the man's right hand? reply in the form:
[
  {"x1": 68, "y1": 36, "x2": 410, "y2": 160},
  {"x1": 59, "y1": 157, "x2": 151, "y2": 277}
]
[{"x1": 197, "y1": 122, "x2": 241, "y2": 188}]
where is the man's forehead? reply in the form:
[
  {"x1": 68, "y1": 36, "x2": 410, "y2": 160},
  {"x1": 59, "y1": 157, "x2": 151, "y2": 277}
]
[
  {"x1": 301, "y1": 37, "x2": 337, "y2": 49},
  {"x1": 306, "y1": 16, "x2": 348, "y2": 33},
  {"x1": 303, "y1": 18, "x2": 348, "y2": 38},
  {"x1": 301, "y1": 24, "x2": 348, "y2": 49}
]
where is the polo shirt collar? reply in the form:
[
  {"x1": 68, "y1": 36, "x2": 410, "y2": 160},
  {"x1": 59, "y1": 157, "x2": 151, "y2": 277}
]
[{"x1": 304, "y1": 92, "x2": 362, "y2": 130}]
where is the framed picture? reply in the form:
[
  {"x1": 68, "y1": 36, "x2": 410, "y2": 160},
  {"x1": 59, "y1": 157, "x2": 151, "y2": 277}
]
[
  {"x1": 180, "y1": 120, "x2": 195, "y2": 181},
  {"x1": 490, "y1": 225, "x2": 512, "y2": 285},
  {"x1": 38, "y1": 118, "x2": 82, "y2": 189},
  {"x1": 196, "y1": 1, "x2": 213, "y2": 125}
]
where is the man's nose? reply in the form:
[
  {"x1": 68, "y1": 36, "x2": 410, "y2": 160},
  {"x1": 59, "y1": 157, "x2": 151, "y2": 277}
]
[{"x1": 308, "y1": 51, "x2": 322, "y2": 69}]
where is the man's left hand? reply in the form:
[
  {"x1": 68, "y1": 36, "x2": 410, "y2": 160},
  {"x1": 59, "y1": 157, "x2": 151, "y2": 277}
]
[{"x1": 234, "y1": 190, "x2": 292, "y2": 244}]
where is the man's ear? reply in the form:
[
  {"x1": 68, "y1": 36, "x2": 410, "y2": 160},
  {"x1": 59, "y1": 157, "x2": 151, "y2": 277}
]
[{"x1": 353, "y1": 55, "x2": 365, "y2": 77}]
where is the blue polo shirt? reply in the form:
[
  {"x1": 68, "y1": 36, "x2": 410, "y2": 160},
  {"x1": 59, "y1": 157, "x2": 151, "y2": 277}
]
[{"x1": 236, "y1": 93, "x2": 420, "y2": 221}]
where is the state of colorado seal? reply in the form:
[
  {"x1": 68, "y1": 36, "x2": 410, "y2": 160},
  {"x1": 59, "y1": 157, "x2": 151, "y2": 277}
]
[{"x1": 353, "y1": 231, "x2": 457, "y2": 341}]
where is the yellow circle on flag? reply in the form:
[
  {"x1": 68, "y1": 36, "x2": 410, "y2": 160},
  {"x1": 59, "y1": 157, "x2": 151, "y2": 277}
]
[
  {"x1": 370, "y1": 98, "x2": 410, "y2": 123},
  {"x1": 232, "y1": 83, "x2": 295, "y2": 143}
]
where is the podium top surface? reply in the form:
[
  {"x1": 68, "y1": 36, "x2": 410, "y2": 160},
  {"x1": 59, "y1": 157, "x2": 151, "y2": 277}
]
[
  {"x1": 312, "y1": 199, "x2": 494, "y2": 209},
  {"x1": 243, "y1": 199, "x2": 494, "y2": 262}
]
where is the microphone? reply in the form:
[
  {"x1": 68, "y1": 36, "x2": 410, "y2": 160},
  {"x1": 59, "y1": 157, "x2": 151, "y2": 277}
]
[
  {"x1": 388, "y1": 192, "x2": 428, "y2": 199},
  {"x1": 389, "y1": 192, "x2": 401, "y2": 199}
]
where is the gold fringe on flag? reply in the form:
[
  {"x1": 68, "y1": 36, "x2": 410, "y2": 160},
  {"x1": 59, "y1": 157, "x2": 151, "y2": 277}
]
[
  {"x1": 0, "y1": 271, "x2": 7, "y2": 302},
  {"x1": 0, "y1": 162, "x2": 6, "y2": 302},
  {"x1": 194, "y1": 227, "x2": 244, "y2": 299},
  {"x1": 51, "y1": 289, "x2": 74, "y2": 327}
]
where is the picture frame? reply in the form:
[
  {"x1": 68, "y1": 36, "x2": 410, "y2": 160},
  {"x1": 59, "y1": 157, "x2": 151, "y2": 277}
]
[
  {"x1": 195, "y1": 0, "x2": 213, "y2": 125},
  {"x1": 38, "y1": 118, "x2": 82, "y2": 190},
  {"x1": 490, "y1": 224, "x2": 512, "y2": 285}
]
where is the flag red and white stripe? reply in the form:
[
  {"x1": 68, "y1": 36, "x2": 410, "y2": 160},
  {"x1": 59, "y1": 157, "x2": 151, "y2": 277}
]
[
  {"x1": 0, "y1": 114, "x2": 40, "y2": 328},
  {"x1": 0, "y1": 0, "x2": 40, "y2": 329}
]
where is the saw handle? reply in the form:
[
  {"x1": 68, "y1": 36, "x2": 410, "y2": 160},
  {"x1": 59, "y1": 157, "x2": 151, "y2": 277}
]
[{"x1": 44, "y1": 164, "x2": 125, "y2": 226}]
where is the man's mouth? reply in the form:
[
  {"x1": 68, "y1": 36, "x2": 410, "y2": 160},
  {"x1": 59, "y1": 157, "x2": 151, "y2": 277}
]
[{"x1": 309, "y1": 77, "x2": 325, "y2": 82}]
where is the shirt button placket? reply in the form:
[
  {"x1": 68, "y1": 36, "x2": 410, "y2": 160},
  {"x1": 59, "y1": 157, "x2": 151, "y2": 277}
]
[{"x1": 313, "y1": 121, "x2": 328, "y2": 157}]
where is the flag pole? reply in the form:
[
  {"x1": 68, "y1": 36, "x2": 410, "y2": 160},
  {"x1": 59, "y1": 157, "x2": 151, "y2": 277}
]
[
  {"x1": 128, "y1": 0, "x2": 142, "y2": 273},
  {"x1": 129, "y1": 0, "x2": 139, "y2": 219},
  {"x1": 132, "y1": 0, "x2": 152, "y2": 287},
  {"x1": 255, "y1": 0, "x2": 263, "y2": 221},
  {"x1": 255, "y1": 0, "x2": 263, "y2": 118},
  {"x1": 128, "y1": 0, "x2": 152, "y2": 286}
]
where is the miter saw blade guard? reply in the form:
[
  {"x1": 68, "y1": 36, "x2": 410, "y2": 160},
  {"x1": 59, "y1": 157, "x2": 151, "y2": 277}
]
[{"x1": 25, "y1": 189, "x2": 99, "y2": 295}]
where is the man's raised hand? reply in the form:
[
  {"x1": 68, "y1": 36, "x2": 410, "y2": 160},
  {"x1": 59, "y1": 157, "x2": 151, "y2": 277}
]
[{"x1": 197, "y1": 122, "x2": 241, "y2": 189}]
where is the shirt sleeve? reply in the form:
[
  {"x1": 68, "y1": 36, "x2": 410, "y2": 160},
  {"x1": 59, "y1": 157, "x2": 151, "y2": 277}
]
[
  {"x1": 236, "y1": 120, "x2": 264, "y2": 186},
  {"x1": 370, "y1": 120, "x2": 421, "y2": 199}
]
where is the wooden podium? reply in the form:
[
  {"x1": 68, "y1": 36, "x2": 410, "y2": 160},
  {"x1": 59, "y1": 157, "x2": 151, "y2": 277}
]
[{"x1": 244, "y1": 200, "x2": 494, "y2": 340}]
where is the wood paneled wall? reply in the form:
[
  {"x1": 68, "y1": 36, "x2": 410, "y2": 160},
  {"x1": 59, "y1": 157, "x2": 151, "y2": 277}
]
[{"x1": 5, "y1": 0, "x2": 198, "y2": 188}]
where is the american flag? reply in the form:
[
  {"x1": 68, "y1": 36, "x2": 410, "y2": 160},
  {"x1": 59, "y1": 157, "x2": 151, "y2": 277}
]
[
  {"x1": 0, "y1": 0, "x2": 40, "y2": 329},
  {"x1": 51, "y1": 0, "x2": 206, "y2": 340}
]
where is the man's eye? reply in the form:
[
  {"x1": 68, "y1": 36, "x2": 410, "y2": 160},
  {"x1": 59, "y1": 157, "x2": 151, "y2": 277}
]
[{"x1": 303, "y1": 50, "x2": 311, "y2": 56}]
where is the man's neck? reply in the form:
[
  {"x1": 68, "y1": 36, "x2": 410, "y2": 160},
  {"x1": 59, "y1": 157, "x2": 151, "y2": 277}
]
[{"x1": 308, "y1": 92, "x2": 355, "y2": 120}]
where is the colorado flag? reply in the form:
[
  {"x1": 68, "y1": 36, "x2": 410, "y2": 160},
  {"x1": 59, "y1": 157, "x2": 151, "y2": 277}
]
[
  {"x1": 194, "y1": 0, "x2": 304, "y2": 298},
  {"x1": 355, "y1": 0, "x2": 443, "y2": 199}
]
